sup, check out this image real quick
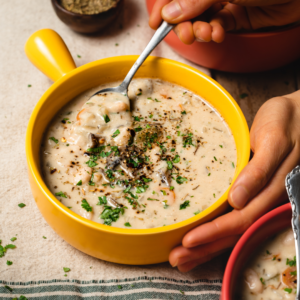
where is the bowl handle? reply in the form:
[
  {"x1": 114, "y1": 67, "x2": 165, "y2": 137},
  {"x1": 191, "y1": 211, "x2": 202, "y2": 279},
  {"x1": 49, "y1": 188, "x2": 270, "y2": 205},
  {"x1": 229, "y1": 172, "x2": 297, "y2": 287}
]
[{"x1": 24, "y1": 29, "x2": 76, "y2": 82}]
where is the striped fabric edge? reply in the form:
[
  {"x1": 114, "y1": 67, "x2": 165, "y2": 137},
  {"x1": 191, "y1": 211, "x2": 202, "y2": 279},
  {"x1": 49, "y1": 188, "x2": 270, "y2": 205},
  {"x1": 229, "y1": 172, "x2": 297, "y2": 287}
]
[{"x1": 0, "y1": 277, "x2": 222, "y2": 299}]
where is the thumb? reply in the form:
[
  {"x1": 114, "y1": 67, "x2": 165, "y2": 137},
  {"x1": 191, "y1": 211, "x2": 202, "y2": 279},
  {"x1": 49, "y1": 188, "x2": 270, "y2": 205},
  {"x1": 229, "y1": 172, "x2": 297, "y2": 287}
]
[
  {"x1": 161, "y1": 0, "x2": 219, "y2": 23},
  {"x1": 229, "y1": 131, "x2": 291, "y2": 209}
]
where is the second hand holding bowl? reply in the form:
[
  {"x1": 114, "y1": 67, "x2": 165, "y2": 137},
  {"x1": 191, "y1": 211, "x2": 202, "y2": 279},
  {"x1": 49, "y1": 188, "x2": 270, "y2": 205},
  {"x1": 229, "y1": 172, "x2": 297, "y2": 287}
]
[{"x1": 91, "y1": 21, "x2": 174, "y2": 98}]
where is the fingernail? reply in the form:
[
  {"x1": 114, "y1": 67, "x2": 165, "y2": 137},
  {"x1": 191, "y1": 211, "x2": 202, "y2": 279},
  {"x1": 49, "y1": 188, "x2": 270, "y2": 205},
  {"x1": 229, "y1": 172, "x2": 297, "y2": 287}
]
[
  {"x1": 162, "y1": 2, "x2": 182, "y2": 20},
  {"x1": 231, "y1": 185, "x2": 249, "y2": 209},
  {"x1": 196, "y1": 38, "x2": 207, "y2": 42},
  {"x1": 171, "y1": 260, "x2": 178, "y2": 267}
]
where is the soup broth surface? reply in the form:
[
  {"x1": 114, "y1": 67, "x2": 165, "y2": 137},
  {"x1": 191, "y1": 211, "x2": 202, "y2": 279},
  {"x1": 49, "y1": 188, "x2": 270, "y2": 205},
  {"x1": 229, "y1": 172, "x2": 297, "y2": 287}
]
[
  {"x1": 238, "y1": 228, "x2": 296, "y2": 299},
  {"x1": 41, "y1": 78, "x2": 236, "y2": 229}
]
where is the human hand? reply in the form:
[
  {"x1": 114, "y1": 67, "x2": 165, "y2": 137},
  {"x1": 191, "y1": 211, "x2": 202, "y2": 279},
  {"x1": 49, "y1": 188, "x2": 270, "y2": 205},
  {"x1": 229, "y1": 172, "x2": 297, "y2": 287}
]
[
  {"x1": 149, "y1": 0, "x2": 300, "y2": 44},
  {"x1": 169, "y1": 90, "x2": 300, "y2": 272}
]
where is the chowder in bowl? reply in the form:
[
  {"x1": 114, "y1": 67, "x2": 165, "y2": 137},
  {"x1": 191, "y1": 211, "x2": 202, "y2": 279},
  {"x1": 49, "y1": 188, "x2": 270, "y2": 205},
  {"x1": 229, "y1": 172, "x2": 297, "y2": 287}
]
[{"x1": 25, "y1": 29, "x2": 250, "y2": 264}]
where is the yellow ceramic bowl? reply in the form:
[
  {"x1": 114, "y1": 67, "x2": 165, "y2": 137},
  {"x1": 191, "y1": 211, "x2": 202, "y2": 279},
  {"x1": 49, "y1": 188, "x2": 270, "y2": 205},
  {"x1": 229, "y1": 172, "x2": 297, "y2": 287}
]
[{"x1": 25, "y1": 29, "x2": 250, "y2": 265}]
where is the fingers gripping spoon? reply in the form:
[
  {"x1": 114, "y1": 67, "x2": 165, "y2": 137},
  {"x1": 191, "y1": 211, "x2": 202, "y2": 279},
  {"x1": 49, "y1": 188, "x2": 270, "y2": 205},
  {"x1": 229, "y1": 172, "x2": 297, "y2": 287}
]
[
  {"x1": 91, "y1": 21, "x2": 174, "y2": 98},
  {"x1": 285, "y1": 165, "x2": 300, "y2": 299}
]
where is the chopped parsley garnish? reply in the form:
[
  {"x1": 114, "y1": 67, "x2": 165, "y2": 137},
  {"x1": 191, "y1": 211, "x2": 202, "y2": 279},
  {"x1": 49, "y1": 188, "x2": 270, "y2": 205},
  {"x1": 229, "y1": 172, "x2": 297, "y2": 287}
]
[
  {"x1": 49, "y1": 137, "x2": 58, "y2": 144},
  {"x1": 180, "y1": 200, "x2": 190, "y2": 210},
  {"x1": 147, "y1": 198, "x2": 159, "y2": 201},
  {"x1": 76, "y1": 180, "x2": 82, "y2": 186},
  {"x1": 171, "y1": 148, "x2": 175, "y2": 152},
  {"x1": 179, "y1": 290, "x2": 184, "y2": 294},
  {"x1": 4, "y1": 285, "x2": 13, "y2": 292},
  {"x1": 143, "y1": 178, "x2": 152, "y2": 183},
  {"x1": 266, "y1": 250, "x2": 271, "y2": 255},
  {"x1": 290, "y1": 270, "x2": 297, "y2": 276},
  {"x1": 18, "y1": 203, "x2": 26, "y2": 208},
  {"x1": 232, "y1": 162, "x2": 235, "y2": 168},
  {"x1": 86, "y1": 146, "x2": 105, "y2": 153},
  {"x1": 55, "y1": 191, "x2": 67, "y2": 198},
  {"x1": 100, "y1": 206, "x2": 125, "y2": 225},
  {"x1": 219, "y1": 145, "x2": 223, "y2": 148},
  {"x1": 77, "y1": 54, "x2": 81, "y2": 58},
  {"x1": 169, "y1": 186, "x2": 174, "y2": 191},
  {"x1": 136, "y1": 185, "x2": 148, "y2": 193},
  {"x1": 97, "y1": 196, "x2": 107, "y2": 205},
  {"x1": 149, "y1": 114, "x2": 153, "y2": 118},
  {"x1": 260, "y1": 277, "x2": 265, "y2": 285},
  {"x1": 112, "y1": 129, "x2": 120, "y2": 138},
  {"x1": 146, "y1": 124, "x2": 151, "y2": 129},
  {"x1": 173, "y1": 155, "x2": 180, "y2": 163},
  {"x1": 133, "y1": 116, "x2": 142, "y2": 121},
  {"x1": 240, "y1": 93, "x2": 248, "y2": 99},
  {"x1": 123, "y1": 185, "x2": 132, "y2": 193},
  {"x1": 194, "y1": 210, "x2": 200, "y2": 215},
  {"x1": 182, "y1": 133, "x2": 194, "y2": 148},
  {"x1": 160, "y1": 190, "x2": 167, "y2": 196},
  {"x1": 287, "y1": 256, "x2": 296, "y2": 267},
  {"x1": 124, "y1": 222, "x2": 131, "y2": 227},
  {"x1": 118, "y1": 285, "x2": 122, "y2": 289},
  {"x1": 89, "y1": 173, "x2": 95, "y2": 186},
  {"x1": 154, "y1": 98, "x2": 161, "y2": 102},
  {"x1": 5, "y1": 244, "x2": 16, "y2": 250},
  {"x1": 6, "y1": 260, "x2": 12, "y2": 265},
  {"x1": 85, "y1": 156, "x2": 98, "y2": 167},
  {"x1": 81, "y1": 199, "x2": 92, "y2": 212},
  {"x1": 176, "y1": 176, "x2": 188, "y2": 185},
  {"x1": 181, "y1": 111, "x2": 186, "y2": 115},
  {"x1": 63, "y1": 267, "x2": 71, "y2": 272},
  {"x1": 10, "y1": 237, "x2": 17, "y2": 242},
  {"x1": 43, "y1": 236, "x2": 47, "y2": 239},
  {"x1": 213, "y1": 193, "x2": 216, "y2": 198},
  {"x1": 167, "y1": 161, "x2": 173, "y2": 170},
  {"x1": 214, "y1": 156, "x2": 217, "y2": 161},
  {"x1": 208, "y1": 173, "x2": 211, "y2": 176},
  {"x1": 162, "y1": 200, "x2": 169, "y2": 209},
  {"x1": 284, "y1": 288, "x2": 292, "y2": 294},
  {"x1": 103, "y1": 114, "x2": 110, "y2": 123},
  {"x1": 134, "y1": 126, "x2": 143, "y2": 132}
]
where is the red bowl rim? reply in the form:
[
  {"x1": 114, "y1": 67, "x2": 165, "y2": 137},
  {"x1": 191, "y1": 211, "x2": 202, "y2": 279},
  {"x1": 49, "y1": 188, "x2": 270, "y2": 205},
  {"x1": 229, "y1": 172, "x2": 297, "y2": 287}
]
[{"x1": 222, "y1": 203, "x2": 291, "y2": 299}]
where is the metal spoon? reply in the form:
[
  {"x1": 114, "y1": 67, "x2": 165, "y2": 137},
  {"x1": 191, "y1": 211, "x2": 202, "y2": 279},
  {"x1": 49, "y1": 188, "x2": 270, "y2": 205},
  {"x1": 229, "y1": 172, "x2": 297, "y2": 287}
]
[
  {"x1": 91, "y1": 21, "x2": 174, "y2": 98},
  {"x1": 285, "y1": 165, "x2": 300, "y2": 299}
]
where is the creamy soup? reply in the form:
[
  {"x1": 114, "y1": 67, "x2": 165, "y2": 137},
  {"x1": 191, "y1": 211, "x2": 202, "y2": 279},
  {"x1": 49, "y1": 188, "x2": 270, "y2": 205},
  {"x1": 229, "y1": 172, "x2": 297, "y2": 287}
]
[
  {"x1": 41, "y1": 79, "x2": 236, "y2": 229},
  {"x1": 238, "y1": 228, "x2": 297, "y2": 299}
]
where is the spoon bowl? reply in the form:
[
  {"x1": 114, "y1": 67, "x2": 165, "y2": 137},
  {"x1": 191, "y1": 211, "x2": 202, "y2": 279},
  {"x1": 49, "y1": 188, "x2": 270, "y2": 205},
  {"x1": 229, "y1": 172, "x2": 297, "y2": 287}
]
[{"x1": 91, "y1": 21, "x2": 173, "y2": 99}]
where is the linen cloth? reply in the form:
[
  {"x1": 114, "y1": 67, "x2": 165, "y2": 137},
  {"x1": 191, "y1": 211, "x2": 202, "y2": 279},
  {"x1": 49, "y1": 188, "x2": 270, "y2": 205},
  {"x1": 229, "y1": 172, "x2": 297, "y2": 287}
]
[{"x1": 0, "y1": 0, "x2": 228, "y2": 299}]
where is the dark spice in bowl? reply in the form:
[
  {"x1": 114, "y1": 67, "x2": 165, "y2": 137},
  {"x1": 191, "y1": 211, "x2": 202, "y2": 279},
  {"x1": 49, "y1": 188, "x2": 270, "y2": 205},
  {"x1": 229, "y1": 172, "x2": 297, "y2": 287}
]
[
  {"x1": 51, "y1": 0, "x2": 123, "y2": 34},
  {"x1": 61, "y1": 0, "x2": 120, "y2": 15}
]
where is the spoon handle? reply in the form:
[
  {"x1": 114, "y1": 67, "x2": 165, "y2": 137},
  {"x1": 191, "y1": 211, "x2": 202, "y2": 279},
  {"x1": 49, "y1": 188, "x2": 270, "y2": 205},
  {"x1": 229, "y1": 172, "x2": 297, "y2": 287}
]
[
  {"x1": 120, "y1": 21, "x2": 174, "y2": 92},
  {"x1": 285, "y1": 165, "x2": 300, "y2": 299}
]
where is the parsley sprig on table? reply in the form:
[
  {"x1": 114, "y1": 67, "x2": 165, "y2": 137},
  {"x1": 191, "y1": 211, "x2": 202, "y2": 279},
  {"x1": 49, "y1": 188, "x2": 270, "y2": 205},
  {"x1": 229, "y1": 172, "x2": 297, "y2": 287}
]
[{"x1": 0, "y1": 240, "x2": 16, "y2": 258}]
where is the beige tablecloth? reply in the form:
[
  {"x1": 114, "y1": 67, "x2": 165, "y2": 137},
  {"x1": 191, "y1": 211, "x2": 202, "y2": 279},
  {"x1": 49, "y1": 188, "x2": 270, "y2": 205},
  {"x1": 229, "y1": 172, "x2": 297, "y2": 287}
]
[{"x1": 0, "y1": 1, "x2": 227, "y2": 298}]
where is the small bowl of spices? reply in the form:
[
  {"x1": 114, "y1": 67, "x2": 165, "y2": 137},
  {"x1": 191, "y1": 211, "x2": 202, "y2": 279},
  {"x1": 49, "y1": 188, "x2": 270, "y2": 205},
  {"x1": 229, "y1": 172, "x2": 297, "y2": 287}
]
[{"x1": 51, "y1": 0, "x2": 123, "y2": 34}]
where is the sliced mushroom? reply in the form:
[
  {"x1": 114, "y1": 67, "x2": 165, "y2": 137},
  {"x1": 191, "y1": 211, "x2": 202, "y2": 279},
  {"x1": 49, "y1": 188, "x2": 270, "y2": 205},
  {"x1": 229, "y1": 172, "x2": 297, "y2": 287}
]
[
  {"x1": 157, "y1": 169, "x2": 171, "y2": 187},
  {"x1": 106, "y1": 195, "x2": 121, "y2": 208}
]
